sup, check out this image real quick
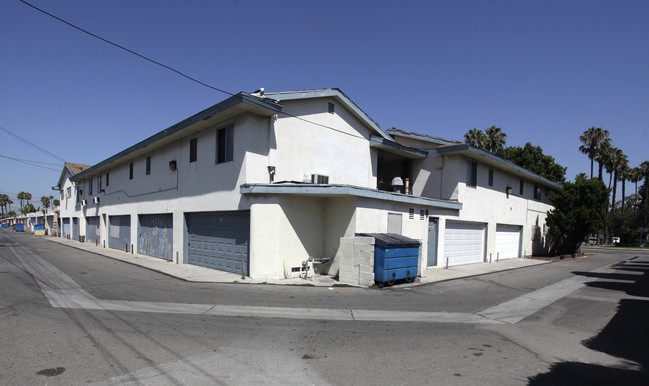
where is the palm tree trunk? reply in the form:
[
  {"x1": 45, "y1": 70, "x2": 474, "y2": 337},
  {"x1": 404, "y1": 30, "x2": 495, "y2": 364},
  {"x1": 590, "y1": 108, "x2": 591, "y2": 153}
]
[
  {"x1": 622, "y1": 178, "x2": 627, "y2": 213},
  {"x1": 611, "y1": 172, "x2": 617, "y2": 211},
  {"x1": 598, "y1": 161, "x2": 604, "y2": 181},
  {"x1": 590, "y1": 158, "x2": 594, "y2": 179}
]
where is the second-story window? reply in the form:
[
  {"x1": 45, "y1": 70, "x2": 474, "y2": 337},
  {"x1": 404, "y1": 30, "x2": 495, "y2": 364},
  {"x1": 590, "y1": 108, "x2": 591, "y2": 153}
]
[
  {"x1": 146, "y1": 156, "x2": 151, "y2": 175},
  {"x1": 106, "y1": 172, "x2": 110, "y2": 186},
  {"x1": 488, "y1": 168, "x2": 494, "y2": 187},
  {"x1": 216, "y1": 126, "x2": 233, "y2": 164},
  {"x1": 97, "y1": 176, "x2": 102, "y2": 192},
  {"x1": 534, "y1": 184, "x2": 542, "y2": 200},
  {"x1": 519, "y1": 180, "x2": 524, "y2": 195},
  {"x1": 129, "y1": 163, "x2": 134, "y2": 180},
  {"x1": 89, "y1": 179, "x2": 93, "y2": 195},
  {"x1": 467, "y1": 161, "x2": 477, "y2": 187},
  {"x1": 190, "y1": 138, "x2": 198, "y2": 163}
]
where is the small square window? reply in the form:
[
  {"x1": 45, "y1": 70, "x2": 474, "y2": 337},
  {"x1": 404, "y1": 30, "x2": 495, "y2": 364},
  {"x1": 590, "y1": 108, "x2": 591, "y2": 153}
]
[
  {"x1": 189, "y1": 138, "x2": 198, "y2": 163},
  {"x1": 328, "y1": 102, "x2": 335, "y2": 114},
  {"x1": 488, "y1": 168, "x2": 494, "y2": 187},
  {"x1": 409, "y1": 208, "x2": 414, "y2": 219},
  {"x1": 420, "y1": 210, "x2": 425, "y2": 220},
  {"x1": 129, "y1": 163, "x2": 134, "y2": 180},
  {"x1": 146, "y1": 156, "x2": 151, "y2": 175}
]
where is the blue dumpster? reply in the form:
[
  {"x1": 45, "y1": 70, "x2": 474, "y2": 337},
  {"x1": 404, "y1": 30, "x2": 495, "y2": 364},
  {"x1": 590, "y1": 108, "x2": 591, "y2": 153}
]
[
  {"x1": 361, "y1": 233, "x2": 420, "y2": 286},
  {"x1": 13, "y1": 224, "x2": 24, "y2": 232},
  {"x1": 34, "y1": 224, "x2": 45, "y2": 230},
  {"x1": 1, "y1": 223, "x2": 9, "y2": 228}
]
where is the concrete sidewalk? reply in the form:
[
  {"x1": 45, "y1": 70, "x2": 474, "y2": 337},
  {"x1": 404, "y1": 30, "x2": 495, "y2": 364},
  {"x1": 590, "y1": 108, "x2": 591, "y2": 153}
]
[{"x1": 44, "y1": 236, "x2": 549, "y2": 287}]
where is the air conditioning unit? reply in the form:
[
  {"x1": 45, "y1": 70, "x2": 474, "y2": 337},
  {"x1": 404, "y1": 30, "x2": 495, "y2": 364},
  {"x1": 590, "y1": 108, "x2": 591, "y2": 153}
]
[
  {"x1": 81, "y1": 199, "x2": 87, "y2": 207},
  {"x1": 311, "y1": 174, "x2": 329, "y2": 184},
  {"x1": 93, "y1": 197, "x2": 100, "y2": 205}
]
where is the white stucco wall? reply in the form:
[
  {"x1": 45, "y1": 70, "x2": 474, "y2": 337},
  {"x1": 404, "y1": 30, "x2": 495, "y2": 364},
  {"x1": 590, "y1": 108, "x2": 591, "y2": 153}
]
[{"x1": 268, "y1": 98, "x2": 377, "y2": 187}]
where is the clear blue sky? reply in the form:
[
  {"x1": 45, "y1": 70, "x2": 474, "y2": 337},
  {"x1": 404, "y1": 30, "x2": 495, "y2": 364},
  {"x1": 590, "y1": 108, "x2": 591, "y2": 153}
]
[{"x1": 1, "y1": 0, "x2": 648, "y2": 208}]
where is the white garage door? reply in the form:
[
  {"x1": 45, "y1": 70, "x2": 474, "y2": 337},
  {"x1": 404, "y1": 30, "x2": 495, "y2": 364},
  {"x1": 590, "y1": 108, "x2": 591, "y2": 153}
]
[
  {"x1": 495, "y1": 224, "x2": 521, "y2": 259},
  {"x1": 444, "y1": 221, "x2": 485, "y2": 266}
]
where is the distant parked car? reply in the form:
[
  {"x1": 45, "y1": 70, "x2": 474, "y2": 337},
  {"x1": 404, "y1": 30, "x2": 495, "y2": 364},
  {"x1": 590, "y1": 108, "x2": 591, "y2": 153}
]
[
  {"x1": 588, "y1": 237, "x2": 597, "y2": 245},
  {"x1": 612, "y1": 236, "x2": 620, "y2": 244}
]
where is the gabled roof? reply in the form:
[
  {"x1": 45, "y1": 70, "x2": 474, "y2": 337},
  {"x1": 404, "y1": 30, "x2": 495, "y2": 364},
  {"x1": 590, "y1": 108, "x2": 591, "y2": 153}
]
[
  {"x1": 71, "y1": 92, "x2": 282, "y2": 181},
  {"x1": 387, "y1": 128, "x2": 460, "y2": 146},
  {"x1": 436, "y1": 143, "x2": 562, "y2": 189},
  {"x1": 264, "y1": 88, "x2": 393, "y2": 141},
  {"x1": 56, "y1": 162, "x2": 92, "y2": 188}
]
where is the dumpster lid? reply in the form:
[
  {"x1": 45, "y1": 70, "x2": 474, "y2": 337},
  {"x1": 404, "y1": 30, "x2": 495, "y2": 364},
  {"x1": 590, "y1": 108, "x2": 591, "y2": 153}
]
[{"x1": 359, "y1": 233, "x2": 420, "y2": 245}]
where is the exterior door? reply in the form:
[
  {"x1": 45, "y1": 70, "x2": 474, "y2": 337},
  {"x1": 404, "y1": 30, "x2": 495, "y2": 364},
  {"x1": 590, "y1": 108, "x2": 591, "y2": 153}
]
[
  {"x1": 186, "y1": 211, "x2": 250, "y2": 275},
  {"x1": 427, "y1": 217, "x2": 439, "y2": 266},
  {"x1": 387, "y1": 213, "x2": 402, "y2": 234}
]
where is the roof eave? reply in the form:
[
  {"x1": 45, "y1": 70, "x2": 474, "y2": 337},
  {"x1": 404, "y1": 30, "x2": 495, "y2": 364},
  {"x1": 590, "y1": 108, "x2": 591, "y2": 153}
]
[
  {"x1": 72, "y1": 93, "x2": 282, "y2": 180},
  {"x1": 264, "y1": 88, "x2": 393, "y2": 142},
  {"x1": 369, "y1": 136, "x2": 427, "y2": 159},
  {"x1": 437, "y1": 144, "x2": 562, "y2": 189}
]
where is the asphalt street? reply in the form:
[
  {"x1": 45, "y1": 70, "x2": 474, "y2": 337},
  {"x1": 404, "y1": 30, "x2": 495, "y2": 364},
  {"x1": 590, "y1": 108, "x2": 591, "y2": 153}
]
[{"x1": 1, "y1": 230, "x2": 648, "y2": 385}]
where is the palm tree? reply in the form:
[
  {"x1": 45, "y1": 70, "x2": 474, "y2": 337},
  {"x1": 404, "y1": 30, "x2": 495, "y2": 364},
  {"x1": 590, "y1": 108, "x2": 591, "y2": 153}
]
[
  {"x1": 41, "y1": 196, "x2": 51, "y2": 210},
  {"x1": 629, "y1": 167, "x2": 642, "y2": 213},
  {"x1": 619, "y1": 162, "x2": 630, "y2": 213},
  {"x1": 0, "y1": 194, "x2": 8, "y2": 216},
  {"x1": 609, "y1": 148, "x2": 627, "y2": 212},
  {"x1": 485, "y1": 126, "x2": 507, "y2": 153},
  {"x1": 464, "y1": 128, "x2": 487, "y2": 149},
  {"x1": 579, "y1": 127, "x2": 610, "y2": 179},
  {"x1": 575, "y1": 172, "x2": 589, "y2": 182},
  {"x1": 17, "y1": 191, "x2": 31, "y2": 211}
]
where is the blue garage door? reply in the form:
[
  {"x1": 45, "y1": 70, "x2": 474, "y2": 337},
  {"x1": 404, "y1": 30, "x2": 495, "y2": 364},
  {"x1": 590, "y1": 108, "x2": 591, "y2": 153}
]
[
  {"x1": 109, "y1": 215, "x2": 131, "y2": 251},
  {"x1": 86, "y1": 217, "x2": 99, "y2": 244},
  {"x1": 61, "y1": 218, "x2": 70, "y2": 239},
  {"x1": 138, "y1": 214, "x2": 173, "y2": 260},
  {"x1": 72, "y1": 217, "x2": 80, "y2": 241},
  {"x1": 186, "y1": 211, "x2": 250, "y2": 275}
]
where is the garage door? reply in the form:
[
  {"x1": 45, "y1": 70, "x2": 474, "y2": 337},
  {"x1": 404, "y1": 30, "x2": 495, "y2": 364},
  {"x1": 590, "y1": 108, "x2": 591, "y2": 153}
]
[
  {"x1": 186, "y1": 211, "x2": 250, "y2": 275},
  {"x1": 109, "y1": 215, "x2": 131, "y2": 251},
  {"x1": 138, "y1": 214, "x2": 173, "y2": 260},
  {"x1": 444, "y1": 221, "x2": 485, "y2": 266},
  {"x1": 495, "y1": 224, "x2": 521, "y2": 259},
  {"x1": 61, "y1": 218, "x2": 70, "y2": 239},
  {"x1": 72, "y1": 217, "x2": 80, "y2": 241},
  {"x1": 86, "y1": 216, "x2": 99, "y2": 244}
]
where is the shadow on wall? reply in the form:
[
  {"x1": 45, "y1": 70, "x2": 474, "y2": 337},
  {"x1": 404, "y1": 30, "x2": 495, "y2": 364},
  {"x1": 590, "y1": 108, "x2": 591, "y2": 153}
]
[
  {"x1": 531, "y1": 216, "x2": 550, "y2": 256},
  {"x1": 282, "y1": 196, "x2": 356, "y2": 277},
  {"x1": 528, "y1": 260, "x2": 649, "y2": 384}
]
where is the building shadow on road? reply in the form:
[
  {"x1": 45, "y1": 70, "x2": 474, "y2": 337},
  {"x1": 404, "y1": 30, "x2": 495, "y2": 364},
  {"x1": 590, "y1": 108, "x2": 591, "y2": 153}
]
[{"x1": 528, "y1": 258, "x2": 649, "y2": 384}]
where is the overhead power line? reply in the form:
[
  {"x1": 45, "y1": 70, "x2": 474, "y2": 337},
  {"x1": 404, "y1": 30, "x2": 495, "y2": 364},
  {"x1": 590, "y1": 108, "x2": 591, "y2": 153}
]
[
  {"x1": 0, "y1": 153, "x2": 61, "y2": 172},
  {"x1": 20, "y1": 0, "x2": 368, "y2": 141},
  {"x1": 0, "y1": 125, "x2": 66, "y2": 162}
]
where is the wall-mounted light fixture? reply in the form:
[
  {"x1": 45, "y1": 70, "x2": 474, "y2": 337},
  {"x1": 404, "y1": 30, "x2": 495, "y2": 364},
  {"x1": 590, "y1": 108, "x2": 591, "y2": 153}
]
[
  {"x1": 169, "y1": 160, "x2": 177, "y2": 171},
  {"x1": 506, "y1": 186, "x2": 513, "y2": 198},
  {"x1": 267, "y1": 166, "x2": 276, "y2": 183}
]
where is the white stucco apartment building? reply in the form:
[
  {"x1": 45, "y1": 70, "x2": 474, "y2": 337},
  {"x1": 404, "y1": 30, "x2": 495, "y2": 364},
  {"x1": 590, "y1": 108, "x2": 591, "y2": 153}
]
[{"x1": 54, "y1": 89, "x2": 559, "y2": 281}]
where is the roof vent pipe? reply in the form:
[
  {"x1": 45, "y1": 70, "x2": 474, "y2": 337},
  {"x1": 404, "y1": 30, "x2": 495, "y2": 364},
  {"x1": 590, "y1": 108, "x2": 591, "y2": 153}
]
[
  {"x1": 391, "y1": 177, "x2": 404, "y2": 193},
  {"x1": 405, "y1": 178, "x2": 410, "y2": 195}
]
